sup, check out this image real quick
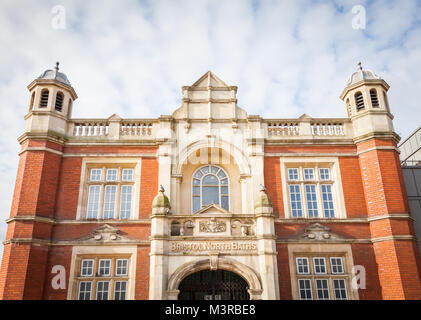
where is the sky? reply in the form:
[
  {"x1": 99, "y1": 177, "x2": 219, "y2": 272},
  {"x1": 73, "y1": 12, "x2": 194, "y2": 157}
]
[{"x1": 0, "y1": 0, "x2": 420, "y2": 259}]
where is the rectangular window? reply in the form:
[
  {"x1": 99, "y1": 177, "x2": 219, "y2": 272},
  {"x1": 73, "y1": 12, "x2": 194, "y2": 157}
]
[
  {"x1": 288, "y1": 168, "x2": 299, "y2": 181},
  {"x1": 333, "y1": 279, "x2": 348, "y2": 300},
  {"x1": 106, "y1": 169, "x2": 118, "y2": 181},
  {"x1": 289, "y1": 185, "x2": 302, "y2": 217},
  {"x1": 98, "y1": 259, "x2": 111, "y2": 276},
  {"x1": 319, "y1": 168, "x2": 330, "y2": 180},
  {"x1": 296, "y1": 258, "x2": 310, "y2": 274},
  {"x1": 90, "y1": 169, "x2": 102, "y2": 181},
  {"x1": 305, "y1": 184, "x2": 318, "y2": 217},
  {"x1": 120, "y1": 186, "x2": 132, "y2": 219},
  {"x1": 303, "y1": 168, "x2": 315, "y2": 180},
  {"x1": 78, "y1": 281, "x2": 92, "y2": 300},
  {"x1": 103, "y1": 185, "x2": 117, "y2": 219},
  {"x1": 330, "y1": 257, "x2": 344, "y2": 274},
  {"x1": 96, "y1": 281, "x2": 110, "y2": 300},
  {"x1": 315, "y1": 279, "x2": 330, "y2": 300},
  {"x1": 87, "y1": 185, "x2": 101, "y2": 219},
  {"x1": 313, "y1": 257, "x2": 327, "y2": 274},
  {"x1": 116, "y1": 259, "x2": 129, "y2": 276},
  {"x1": 81, "y1": 259, "x2": 94, "y2": 277},
  {"x1": 122, "y1": 169, "x2": 133, "y2": 181},
  {"x1": 298, "y1": 279, "x2": 312, "y2": 300},
  {"x1": 114, "y1": 281, "x2": 127, "y2": 300},
  {"x1": 321, "y1": 184, "x2": 335, "y2": 218}
]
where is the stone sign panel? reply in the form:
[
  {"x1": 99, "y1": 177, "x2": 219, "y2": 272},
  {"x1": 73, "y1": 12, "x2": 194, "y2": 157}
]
[{"x1": 169, "y1": 241, "x2": 257, "y2": 253}]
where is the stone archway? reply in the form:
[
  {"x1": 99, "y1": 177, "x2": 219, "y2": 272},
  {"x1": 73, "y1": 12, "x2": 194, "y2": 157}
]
[{"x1": 167, "y1": 257, "x2": 263, "y2": 300}]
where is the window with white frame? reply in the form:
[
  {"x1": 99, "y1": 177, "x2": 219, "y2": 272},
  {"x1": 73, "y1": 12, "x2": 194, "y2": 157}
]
[
  {"x1": 332, "y1": 279, "x2": 348, "y2": 300},
  {"x1": 84, "y1": 166, "x2": 134, "y2": 220},
  {"x1": 114, "y1": 281, "x2": 128, "y2": 300},
  {"x1": 76, "y1": 256, "x2": 130, "y2": 300},
  {"x1": 330, "y1": 257, "x2": 344, "y2": 274},
  {"x1": 286, "y1": 166, "x2": 336, "y2": 218},
  {"x1": 294, "y1": 254, "x2": 349, "y2": 300},
  {"x1": 191, "y1": 165, "x2": 230, "y2": 213},
  {"x1": 80, "y1": 259, "x2": 94, "y2": 277},
  {"x1": 96, "y1": 281, "x2": 110, "y2": 300},
  {"x1": 116, "y1": 259, "x2": 129, "y2": 276},
  {"x1": 78, "y1": 281, "x2": 92, "y2": 300},
  {"x1": 298, "y1": 279, "x2": 312, "y2": 300},
  {"x1": 296, "y1": 258, "x2": 310, "y2": 274},
  {"x1": 315, "y1": 279, "x2": 330, "y2": 300}
]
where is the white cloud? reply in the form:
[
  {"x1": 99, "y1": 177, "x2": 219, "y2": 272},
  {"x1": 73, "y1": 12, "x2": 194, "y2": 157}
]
[{"x1": 0, "y1": 0, "x2": 421, "y2": 259}]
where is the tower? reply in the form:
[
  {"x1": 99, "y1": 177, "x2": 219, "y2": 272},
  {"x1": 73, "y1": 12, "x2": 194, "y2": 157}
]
[
  {"x1": 341, "y1": 63, "x2": 421, "y2": 299},
  {"x1": 340, "y1": 62, "x2": 394, "y2": 138},
  {"x1": 0, "y1": 63, "x2": 77, "y2": 299},
  {"x1": 25, "y1": 62, "x2": 77, "y2": 136}
]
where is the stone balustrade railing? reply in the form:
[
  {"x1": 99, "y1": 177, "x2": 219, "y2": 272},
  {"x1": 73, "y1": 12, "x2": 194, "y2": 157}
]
[
  {"x1": 264, "y1": 118, "x2": 352, "y2": 139},
  {"x1": 72, "y1": 121, "x2": 109, "y2": 137},
  {"x1": 67, "y1": 117, "x2": 352, "y2": 141},
  {"x1": 266, "y1": 122, "x2": 300, "y2": 136},
  {"x1": 67, "y1": 119, "x2": 158, "y2": 139},
  {"x1": 310, "y1": 121, "x2": 346, "y2": 136}
]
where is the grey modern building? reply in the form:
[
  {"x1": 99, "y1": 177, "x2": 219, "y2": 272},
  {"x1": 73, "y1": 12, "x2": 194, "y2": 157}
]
[{"x1": 400, "y1": 126, "x2": 421, "y2": 253}]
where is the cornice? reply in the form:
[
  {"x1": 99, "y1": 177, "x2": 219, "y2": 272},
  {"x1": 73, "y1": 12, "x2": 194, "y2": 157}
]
[
  {"x1": 353, "y1": 131, "x2": 401, "y2": 144},
  {"x1": 17, "y1": 131, "x2": 66, "y2": 145},
  {"x1": 6, "y1": 216, "x2": 152, "y2": 225}
]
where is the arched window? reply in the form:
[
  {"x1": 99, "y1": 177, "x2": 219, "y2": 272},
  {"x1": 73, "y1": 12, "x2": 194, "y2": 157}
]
[
  {"x1": 354, "y1": 92, "x2": 364, "y2": 111},
  {"x1": 383, "y1": 91, "x2": 390, "y2": 112},
  {"x1": 29, "y1": 92, "x2": 35, "y2": 111},
  {"x1": 192, "y1": 165, "x2": 230, "y2": 213},
  {"x1": 68, "y1": 99, "x2": 73, "y2": 117},
  {"x1": 370, "y1": 89, "x2": 379, "y2": 108},
  {"x1": 346, "y1": 98, "x2": 351, "y2": 117},
  {"x1": 55, "y1": 92, "x2": 64, "y2": 112},
  {"x1": 39, "y1": 89, "x2": 49, "y2": 108}
]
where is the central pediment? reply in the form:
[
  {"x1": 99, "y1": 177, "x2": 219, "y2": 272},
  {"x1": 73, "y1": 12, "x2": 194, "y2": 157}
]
[
  {"x1": 194, "y1": 203, "x2": 232, "y2": 217},
  {"x1": 172, "y1": 71, "x2": 247, "y2": 120}
]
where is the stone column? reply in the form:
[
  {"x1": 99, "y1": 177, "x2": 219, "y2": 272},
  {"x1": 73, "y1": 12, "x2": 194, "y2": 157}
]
[
  {"x1": 254, "y1": 186, "x2": 280, "y2": 300},
  {"x1": 149, "y1": 186, "x2": 171, "y2": 299}
]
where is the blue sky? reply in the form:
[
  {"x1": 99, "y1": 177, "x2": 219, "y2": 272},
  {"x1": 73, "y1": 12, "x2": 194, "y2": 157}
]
[{"x1": 0, "y1": 0, "x2": 421, "y2": 258}]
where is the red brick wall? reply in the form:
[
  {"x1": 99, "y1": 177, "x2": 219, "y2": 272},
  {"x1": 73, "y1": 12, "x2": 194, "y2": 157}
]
[
  {"x1": 351, "y1": 243, "x2": 382, "y2": 299},
  {"x1": 139, "y1": 158, "x2": 159, "y2": 219},
  {"x1": 338, "y1": 157, "x2": 368, "y2": 218},
  {"x1": 55, "y1": 158, "x2": 82, "y2": 220},
  {"x1": 42, "y1": 246, "x2": 73, "y2": 300},
  {"x1": 264, "y1": 157, "x2": 284, "y2": 218},
  {"x1": 276, "y1": 244, "x2": 292, "y2": 299},
  {"x1": 357, "y1": 139, "x2": 421, "y2": 299},
  {"x1": 135, "y1": 246, "x2": 150, "y2": 299}
]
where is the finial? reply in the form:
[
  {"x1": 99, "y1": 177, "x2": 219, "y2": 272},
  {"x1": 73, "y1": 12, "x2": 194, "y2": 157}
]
[
  {"x1": 55, "y1": 61, "x2": 60, "y2": 71},
  {"x1": 159, "y1": 185, "x2": 165, "y2": 193},
  {"x1": 259, "y1": 184, "x2": 267, "y2": 192},
  {"x1": 357, "y1": 61, "x2": 362, "y2": 71}
]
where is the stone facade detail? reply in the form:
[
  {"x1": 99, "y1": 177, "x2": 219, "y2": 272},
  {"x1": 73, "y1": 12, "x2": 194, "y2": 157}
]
[{"x1": 199, "y1": 218, "x2": 226, "y2": 233}]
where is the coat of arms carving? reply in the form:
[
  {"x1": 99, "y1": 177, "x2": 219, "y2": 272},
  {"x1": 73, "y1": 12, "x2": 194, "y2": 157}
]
[{"x1": 199, "y1": 218, "x2": 226, "y2": 233}]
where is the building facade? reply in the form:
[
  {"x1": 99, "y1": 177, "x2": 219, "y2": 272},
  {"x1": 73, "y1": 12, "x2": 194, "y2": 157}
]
[{"x1": 0, "y1": 63, "x2": 420, "y2": 300}]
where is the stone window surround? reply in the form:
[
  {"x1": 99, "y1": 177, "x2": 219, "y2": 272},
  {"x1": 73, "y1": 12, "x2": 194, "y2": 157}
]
[
  {"x1": 76, "y1": 158, "x2": 142, "y2": 220},
  {"x1": 287, "y1": 243, "x2": 359, "y2": 300},
  {"x1": 280, "y1": 157, "x2": 347, "y2": 219},
  {"x1": 67, "y1": 246, "x2": 137, "y2": 300}
]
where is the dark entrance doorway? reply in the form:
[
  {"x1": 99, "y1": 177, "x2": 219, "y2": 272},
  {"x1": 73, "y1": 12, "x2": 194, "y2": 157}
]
[{"x1": 178, "y1": 269, "x2": 250, "y2": 300}]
